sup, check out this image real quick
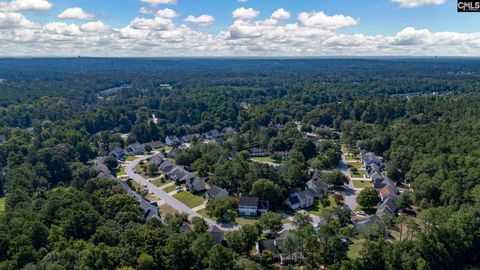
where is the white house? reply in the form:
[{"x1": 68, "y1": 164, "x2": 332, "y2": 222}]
[
  {"x1": 239, "y1": 196, "x2": 259, "y2": 217},
  {"x1": 286, "y1": 190, "x2": 315, "y2": 210}
]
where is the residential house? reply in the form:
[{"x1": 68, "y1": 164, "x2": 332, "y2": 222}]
[
  {"x1": 376, "y1": 197, "x2": 397, "y2": 217},
  {"x1": 203, "y1": 129, "x2": 220, "y2": 140},
  {"x1": 286, "y1": 190, "x2": 315, "y2": 210},
  {"x1": 208, "y1": 226, "x2": 224, "y2": 245},
  {"x1": 239, "y1": 196, "x2": 259, "y2": 217},
  {"x1": 149, "y1": 154, "x2": 164, "y2": 166},
  {"x1": 125, "y1": 143, "x2": 144, "y2": 156},
  {"x1": 205, "y1": 185, "x2": 229, "y2": 200},
  {"x1": 248, "y1": 147, "x2": 268, "y2": 157},
  {"x1": 256, "y1": 230, "x2": 302, "y2": 265},
  {"x1": 306, "y1": 170, "x2": 328, "y2": 198},
  {"x1": 144, "y1": 140, "x2": 164, "y2": 149},
  {"x1": 165, "y1": 135, "x2": 180, "y2": 146},
  {"x1": 361, "y1": 151, "x2": 382, "y2": 167},
  {"x1": 187, "y1": 177, "x2": 205, "y2": 193},
  {"x1": 109, "y1": 148, "x2": 126, "y2": 161},
  {"x1": 159, "y1": 160, "x2": 176, "y2": 173},
  {"x1": 373, "y1": 176, "x2": 397, "y2": 192},
  {"x1": 379, "y1": 185, "x2": 399, "y2": 201},
  {"x1": 366, "y1": 163, "x2": 382, "y2": 177},
  {"x1": 160, "y1": 83, "x2": 172, "y2": 90}
]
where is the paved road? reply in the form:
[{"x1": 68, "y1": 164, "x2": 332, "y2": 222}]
[
  {"x1": 125, "y1": 154, "x2": 240, "y2": 231},
  {"x1": 338, "y1": 154, "x2": 358, "y2": 211}
]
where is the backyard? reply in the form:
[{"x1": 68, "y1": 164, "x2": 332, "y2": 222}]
[
  {"x1": 113, "y1": 166, "x2": 126, "y2": 176},
  {"x1": 306, "y1": 196, "x2": 338, "y2": 216},
  {"x1": 151, "y1": 178, "x2": 171, "y2": 187},
  {"x1": 250, "y1": 156, "x2": 280, "y2": 164}
]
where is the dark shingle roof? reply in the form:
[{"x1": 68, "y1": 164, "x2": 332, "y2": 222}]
[
  {"x1": 208, "y1": 226, "x2": 224, "y2": 244},
  {"x1": 207, "y1": 185, "x2": 227, "y2": 196},
  {"x1": 239, "y1": 196, "x2": 259, "y2": 207}
]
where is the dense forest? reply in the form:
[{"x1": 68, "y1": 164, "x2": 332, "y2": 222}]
[{"x1": 0, "y1": 58, "x2": 479, "y2": 269}]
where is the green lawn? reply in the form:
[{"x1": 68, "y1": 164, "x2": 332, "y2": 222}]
[
  {"x1": 348, "y1": 237, "x2": 366, "y2": 259},
  {"x1": 236, "y1": 217, "x2": 259, "y2": 226},
  {"x1": 306, "y1": 196, "x2": 338, "y2": 216},
  {"x1": 197, "y1": 208, "x2": 211, "y2": 218},
  {"x1": 151, "y1": 178, "x2": 171, "y2": 187},
  {"x1": 159, "y1": 203, "x2": 178, "y2": 218},
  {"x1": 0, "y1": 197, "x2": 5, "y2": 215},
  {"x1": 250, "y1": 156, "x2": 279, "y2": 164},
  {"x1": 354, "y1": 205, "x2": 377, "y2": 215},
  {"x1": 126, "y1": 156, "x2": 138, "y2": 161},
  {"x1": 163, "y1": 185, "x2": 179, "y2": 193},
  {"x1": 145, "y1": 193, "x2": 158, "y2": 202},
  {"x1": 113, "y1": 166, "x2": 126, "y2": 176},
  {"x1": 173, "y1": 192, "x2": 205, "y2": 208},
  {"x1": 349, "y1": 162, "x2": 364, "y2": 169},
  {"x1": 352, "y1": 180, "x2": 372, "y2": 189},
  {"x1": 350, "y1": 168, "x2": 366, "y2": 178},
  {"x1": 156, "y1": 145, "x2": 173, "y2": 152}
]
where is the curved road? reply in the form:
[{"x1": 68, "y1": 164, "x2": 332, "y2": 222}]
[{"x1": 125, "y1": 155, "x2": 240, "y2": 231}]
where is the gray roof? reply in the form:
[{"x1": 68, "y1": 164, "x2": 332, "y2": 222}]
[
  {"x1": 258, "y1": 240, "x2": 280, "y2": 256},
  {"x1": 239, "y1": 196, "x2": 259, "y2": 207},
  {"x1": 295, "y1": 189, "x2": 315, "y2": 201},
  {"x1": 208, "y1": 226, "x2": 224, "y2": 244},
  {"x1": 207, "y1": 185, "x2": 227, "y2": 196},
  {"x1": 378, "y1": 197, "x2": 397, "y2": 214},
  {"x1": 159, "y1": 160, "x2": 175, "y2": 172}
]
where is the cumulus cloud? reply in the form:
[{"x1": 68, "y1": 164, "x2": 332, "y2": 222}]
[
  {"x1": 0, "y1": 11, "x2": 37, "y2": 28},
  {"x1": 271, "y1": 8, "x2": 290, "y2": 20},
  {"x1": 298, "y1": 11, "x2": 358, "y2": 30},
  {"x1": 392, "y1": 0, "x2": 446, "y2": 8},
  {"x1": 140, "y1": 0, "x2": 176, "y2": 6},
  {"x1": 184, "y1": 14, "x2": 215, "y2": 27},
  {"x1": 0, "y1": 0, "x2": 52, "y2": 12},
  {"x1": 80, "y1": 21, "x2": 108, "y2": 33},
  {"x1": 156, "y1": 8, "x2": 178, "y2": 18},
  {"x1": 57, "y1": 7, "x2": 96, "y2": 20},
  {"x1": 232, "y1": 7, "x2": 259, "y2": 20}
]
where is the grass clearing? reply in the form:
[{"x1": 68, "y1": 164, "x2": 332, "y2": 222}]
[
  {"x1": 113, "y1": 166, "x2": 126, "y2": 176},
  {"x1": 156, "y1": 145, "x2": 173, "y2": 152},
  {"x1": 349, "y1": 162, "x2": 363, "y2": 169},
  {"x1": 173, "y1": 192, "x2": 205, "y2": 208},
  {"x1": 163, "y1": 185, "x2": 179, "y2": 193},
  {"x1": 159, "y1": 203, "x2": 178, "y2": 218},
  {"x1": 0, "y1": 197, "x2": 5, "y2": 215},
  {"x1": 145, "y1": 193, "x2": 158, "y2": 202},
  {"x1": 151, "y1": 178, "x2": 171, "y2": 187},
  {"x1": 236, "y1": 217, "x2": 259, "y2": 226},
  {"x1": 350, "y1": 168, "x2": 366, "y2": 178},
  {"x1": 352, "y1": 180, "x2": 372, "y2": 189},
  {"x1": 348, "y1": 237, "x2": 366, "y2": 259},
  {"x1": 306, "y1": 196, "x2": 338, "y2": 216},
  {"x1": 250, "y1": 156, "x2": 280, "y2": 164},
  {"x1": 126, "y1": 156, "x2": 138, "y2": 162}
]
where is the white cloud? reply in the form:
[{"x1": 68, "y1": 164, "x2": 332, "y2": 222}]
[
  {"x1": 184, "y1": 14, "x2": 215, "y2": 27},
  {"x1": 0, "y1": 11, "x2": 37, "y2": 28},
  {"x1": 392, "y1": 0, "x2": 446, "y2": 8},
  {"x1": 139, "y1": 7, "x2": 154, "y2": 14},
  {"x1": 271, "y1": 8, "x2": 290, "y2": 20},
  {"x1": 80, "y1": 21, "x2": 108, "y2": 33},
  {"x1": 232, "y1": 7, "x2": 259, "y2": 20},
  {"x1": 57, "y1": 7, "x2": 96, "y2": 20},
  {"x1": 140, "y1": 0, "x2": 176, "y2": 6},
  {"x1": 155, "y1": 8, "x2": 178, "y2": 19},
  {"x1": 42, "y1": 22, "x2": 82, "y2": 36},
  {"x1": 0, "y1": 0, "x2": 52, "y2": 12},
  {"x1": 298, "y1": 11, "x2": 358, "y2": 30}
]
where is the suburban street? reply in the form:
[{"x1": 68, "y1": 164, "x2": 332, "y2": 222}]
[
  {"x1": 125, "y1": 154, "x2": 240, "y2": 231},
  {"x1": 338, "y1": 153, "x2": 358, "y2": 211}
]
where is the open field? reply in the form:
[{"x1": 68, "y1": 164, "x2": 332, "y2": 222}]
[{"x1": 250, "y1": 156, "x2": 280, "y2": 164}]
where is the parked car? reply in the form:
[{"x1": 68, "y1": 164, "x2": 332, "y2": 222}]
[{"x1": 176, "y1": 186, "x2": 183, "y2": 192}]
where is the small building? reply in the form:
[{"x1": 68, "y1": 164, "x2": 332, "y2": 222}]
[
  {"x1": 109, "y1": 148, "x2": 126, "y2": 161},
  {"x1": 208, "y1": 226, "x2": 224, "y2": 245},
  {"x1": 165, "y1": 135, "x2": 180, "y2": 146},
  {"x1": 125, "y1": 143, "x2": 144, "y2": 156},
  {"x1": 248, "y1": 147, "x2": 268, "y2": 157},
  {"x1": 376, "y1": 197, "x2": 397, "y2": 217},
  {"x1": 306, "y1": 171, "x2": 328, "y2": 198},
  {"x1": 205, "y1": 185, "x2": 229, "y2": 200},
  {"x1": 159, "y1": 160, "x2": 176, "y2": 173},
  {"x1": 366, "y1": 163, "x2": 382, "y2": 177},
  {"x1": 187, "y1": 177, "x2": 206, "y2": 193},
  {"x1": 149, "y1": 154, "x2": 164, "y2": 166},
  {"x1": 286, "y1": 190, "x2": 315, "y2": 210},
  {"x1": 256, "y1": 230, "x2": 302, "y2": 265},
  {"x1": 239, "y1": 196, "x2": 259, "y2": 217}
]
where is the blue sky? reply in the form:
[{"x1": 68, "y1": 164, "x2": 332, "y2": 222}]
[{"x1": 1, "y1": 0, "x2": 480, "y2": 56}]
